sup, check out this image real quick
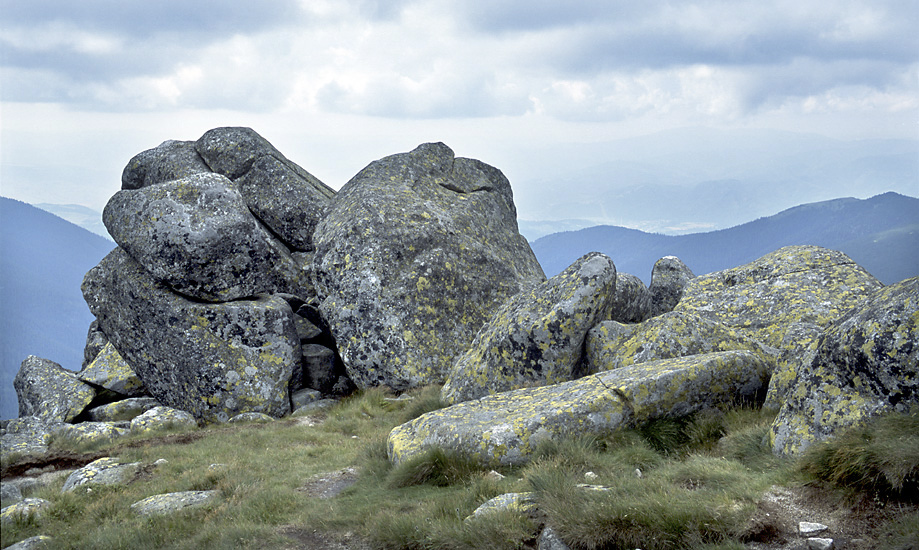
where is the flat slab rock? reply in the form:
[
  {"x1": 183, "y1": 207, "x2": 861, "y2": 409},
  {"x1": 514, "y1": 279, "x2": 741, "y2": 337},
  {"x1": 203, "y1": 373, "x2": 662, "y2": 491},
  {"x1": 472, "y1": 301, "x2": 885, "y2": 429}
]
[
  {"x1": 130, "y1": 490, "x2": 219, "y2": 516},
  {"x1": 389, "y1": 350, "x2": 770, "y2": 467}
]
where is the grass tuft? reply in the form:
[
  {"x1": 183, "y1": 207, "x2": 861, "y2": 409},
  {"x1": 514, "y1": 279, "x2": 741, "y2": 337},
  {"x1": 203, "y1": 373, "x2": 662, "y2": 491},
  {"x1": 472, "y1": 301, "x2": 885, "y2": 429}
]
[
  {"x1": 798, "y1": 408, "x2": 919, "y2": 501},
  {"x1": 387, "y1": 447, "x2": 486, "y2": 488}
]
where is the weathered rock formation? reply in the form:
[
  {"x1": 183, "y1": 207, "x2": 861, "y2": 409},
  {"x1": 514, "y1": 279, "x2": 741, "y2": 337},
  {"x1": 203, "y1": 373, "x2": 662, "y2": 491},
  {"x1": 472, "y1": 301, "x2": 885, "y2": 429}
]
[
  {"x1": 6, "y1": 128, "x2": 916, "y2": 475},
  {"x1": 311, "y1": 142, "x2": 545, "y2": 391},
  {"x1": 442, "y1": 252, "x2": 616, "y2": 404},
  {"x1": 770, "y1": 277, "x2": 919, "y2": 455}
]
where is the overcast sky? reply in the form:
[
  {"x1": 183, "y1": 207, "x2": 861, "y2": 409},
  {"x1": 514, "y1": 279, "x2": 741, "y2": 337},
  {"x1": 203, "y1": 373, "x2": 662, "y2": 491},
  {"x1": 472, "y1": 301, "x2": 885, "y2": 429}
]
[{"x1": 1, "y1": 0, "x2": 917, "y2": 214}]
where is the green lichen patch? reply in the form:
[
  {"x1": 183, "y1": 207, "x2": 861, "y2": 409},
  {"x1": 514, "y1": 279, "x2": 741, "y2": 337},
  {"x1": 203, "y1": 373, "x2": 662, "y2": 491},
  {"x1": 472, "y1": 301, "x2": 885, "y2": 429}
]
[{"x1": 442, "y1": 252, "x2": 617, "y2": 404}]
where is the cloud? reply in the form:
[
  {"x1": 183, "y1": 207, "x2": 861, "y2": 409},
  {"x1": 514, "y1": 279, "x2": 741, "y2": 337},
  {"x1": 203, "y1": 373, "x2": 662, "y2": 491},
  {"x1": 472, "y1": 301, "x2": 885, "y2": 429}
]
[{"x1": 1, "y1": 0, "x2": 916, "y2": 128}]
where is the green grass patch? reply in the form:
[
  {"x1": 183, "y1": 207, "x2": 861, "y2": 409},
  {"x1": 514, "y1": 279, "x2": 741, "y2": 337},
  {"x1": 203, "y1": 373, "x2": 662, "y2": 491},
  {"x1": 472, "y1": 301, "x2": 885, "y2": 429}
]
[
  {"x1": 8, "y1": 391, "x2": 917, "y2": 550},
  {"x1": 798, "y1": 407, "x2": 919, "y2": 501}
]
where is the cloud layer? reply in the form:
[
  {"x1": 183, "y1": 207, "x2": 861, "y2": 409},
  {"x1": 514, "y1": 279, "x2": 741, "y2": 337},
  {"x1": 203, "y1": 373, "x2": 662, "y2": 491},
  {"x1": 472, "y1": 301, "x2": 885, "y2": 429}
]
[{"x1": 3, "y1": 0, "x2": 916, "y2": 123}]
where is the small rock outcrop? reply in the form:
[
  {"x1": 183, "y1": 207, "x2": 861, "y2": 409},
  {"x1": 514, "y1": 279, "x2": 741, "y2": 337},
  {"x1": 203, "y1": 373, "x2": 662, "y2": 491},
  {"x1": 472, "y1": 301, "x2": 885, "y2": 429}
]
[
  {"x1": 648, "y1": 256, "x2": 695, "y2": 317},
  {"x1": 442, "y1": 252, "x2": 616, "y2": 404},
  {"x1": 13, "y1": 356, "x2": 95, "y2": 423},
  {"x1": 586, "y1": 310, "x2": 775, "y2": 374},
  {"x1": 86, "y1": 397, "x2": 161, "y2": 423},
  {"x1": 391, "y1": 351, "x2": 769, "y2": 467},
  {"x1": 0, "y1": 498, "x2": 52, "y2": 526},
  {"x1": 61, "y1": 457, "x2": 142, "y2": 493},
  {"x1": 130, "y1": 490, "x2": 219, "y2": 516},
  {"x1": 130, "y1": 406, "x2": 197, "y2": 434},
  {"x1": 771, "y1": 277, "x2": 919, "y2": 455},
  {"x1": 312, "y1": 142, "x2": 545, "y2": 391},
  {"x1": 0, "y1": 417, "x2": 63, "y2": 461}
]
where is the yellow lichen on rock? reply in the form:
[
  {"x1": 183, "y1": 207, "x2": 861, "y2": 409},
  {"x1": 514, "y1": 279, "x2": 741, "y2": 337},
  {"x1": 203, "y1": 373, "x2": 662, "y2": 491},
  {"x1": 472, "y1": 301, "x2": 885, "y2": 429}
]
[
  {"x1": 391, "y1": 351, "x2": 769, "y2": 467},
  {"x1": 770, "y1": 277, "x2": 919, "y2": 455}
]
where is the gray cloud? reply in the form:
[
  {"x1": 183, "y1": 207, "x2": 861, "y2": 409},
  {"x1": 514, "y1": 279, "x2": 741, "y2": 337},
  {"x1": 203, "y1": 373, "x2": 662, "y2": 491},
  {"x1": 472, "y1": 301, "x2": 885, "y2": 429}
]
[
  {"x1": 1, "y1": 0, "x2": 915, "y2": 123},
  {"x1": 1, "y1": 0, "x2": 306, "y2": 37}
]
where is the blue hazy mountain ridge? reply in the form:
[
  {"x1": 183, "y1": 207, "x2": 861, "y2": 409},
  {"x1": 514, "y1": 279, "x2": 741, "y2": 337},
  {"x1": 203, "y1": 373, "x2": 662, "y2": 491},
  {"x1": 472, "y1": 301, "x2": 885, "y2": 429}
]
[
  {"x1": 35, "y1": 203, "x2": 112, "y2": 241},
  {"x1": 514, "y1": 129, "x2": 918, "y2": 235},
  {"x1": 0, "y1": 197, "x2": 115, "y2": 420},
  {"x1": 530, "y1": 192, "x2": 919, "y2": 285}
]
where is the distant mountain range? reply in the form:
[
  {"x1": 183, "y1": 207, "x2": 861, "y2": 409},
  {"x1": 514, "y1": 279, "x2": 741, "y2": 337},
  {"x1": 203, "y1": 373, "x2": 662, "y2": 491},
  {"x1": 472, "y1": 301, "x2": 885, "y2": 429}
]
[
  {"x1": 531, "y1": 192, "x2": 919, "y2": 285},
  {"x1": 0, "y1": 197, "x2": 115, "y2": 419},
  {"x1": 512, "y1": 128, "x2": 918, "y2": 235}
]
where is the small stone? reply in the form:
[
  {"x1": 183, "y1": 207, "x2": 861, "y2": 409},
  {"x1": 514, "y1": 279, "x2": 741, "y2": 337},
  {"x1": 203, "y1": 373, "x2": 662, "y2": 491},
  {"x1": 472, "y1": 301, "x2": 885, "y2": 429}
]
[
  {"x1": 467, "y1": 492, "x2": 538, "y2": 521},
  {"x1": 227, "y1": 412, "x2": 274, "y2": 424},
  {"x1": 799, "y1": 521, "x2": 828, "y2": 536},
  {"x1": 485, "y1": 470, "x2": 505, "y2": 481},
  {"x1": 584, "y1": 471, "x2": 599, "y2": 480},
  {"x1": 130, "y1": 490, "x2": 219, "y2": 516},
  {"x1": 4, "y1": 535, "x2": 54, "y2": 550},
  {"x1": 807, "y1": 537, "x2": 834, "y2": 550},
  {"x1": 61, "y1": 457, "x2": 141, "y2": 493},
  {"x1": 538, "y1": 526, "x2": 571, "y2": 550}
]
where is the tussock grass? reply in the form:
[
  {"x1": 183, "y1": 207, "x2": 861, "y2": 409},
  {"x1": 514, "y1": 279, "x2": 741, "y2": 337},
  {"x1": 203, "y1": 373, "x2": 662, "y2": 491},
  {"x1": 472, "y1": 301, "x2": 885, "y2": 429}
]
[
  {"x1": 5, "y1": 391, "x2": 918, "y2": 550},
  {"x1": 798, "y1": 407, "x2": 919, "y2": 501}
]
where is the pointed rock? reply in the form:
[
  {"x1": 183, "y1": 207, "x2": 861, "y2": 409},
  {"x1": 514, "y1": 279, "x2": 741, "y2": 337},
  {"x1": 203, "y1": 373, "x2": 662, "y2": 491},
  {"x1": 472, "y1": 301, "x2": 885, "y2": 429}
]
[
  {"x1": 443, "y1": 252, "x2": 616, "y2": 404},
  {"x1": 14, "y1": 356, "x2": 95, "y2": 423}
]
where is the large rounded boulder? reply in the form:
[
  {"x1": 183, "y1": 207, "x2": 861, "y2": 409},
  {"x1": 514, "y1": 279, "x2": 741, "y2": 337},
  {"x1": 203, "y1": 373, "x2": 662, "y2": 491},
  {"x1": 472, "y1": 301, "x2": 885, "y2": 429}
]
[
  {"x1": 103, "y1": 172, "x2": 305, "y2": 302},
  {"x1": 311, "y1": 142, "x2": 546, "y2": 391},
  {"x1": 82, "y1": 248, "x2": 299, "y2": 422}
]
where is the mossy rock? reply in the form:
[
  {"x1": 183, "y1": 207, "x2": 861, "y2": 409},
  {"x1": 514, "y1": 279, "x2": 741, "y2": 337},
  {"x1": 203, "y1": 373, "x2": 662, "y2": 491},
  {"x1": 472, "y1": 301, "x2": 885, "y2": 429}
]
[
  {"x1": 675, "y1": 246, "x2": 882, "y2": 349},
  {"x1": 586, "y1": 310, "x2": 777, "y2": 374}
]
